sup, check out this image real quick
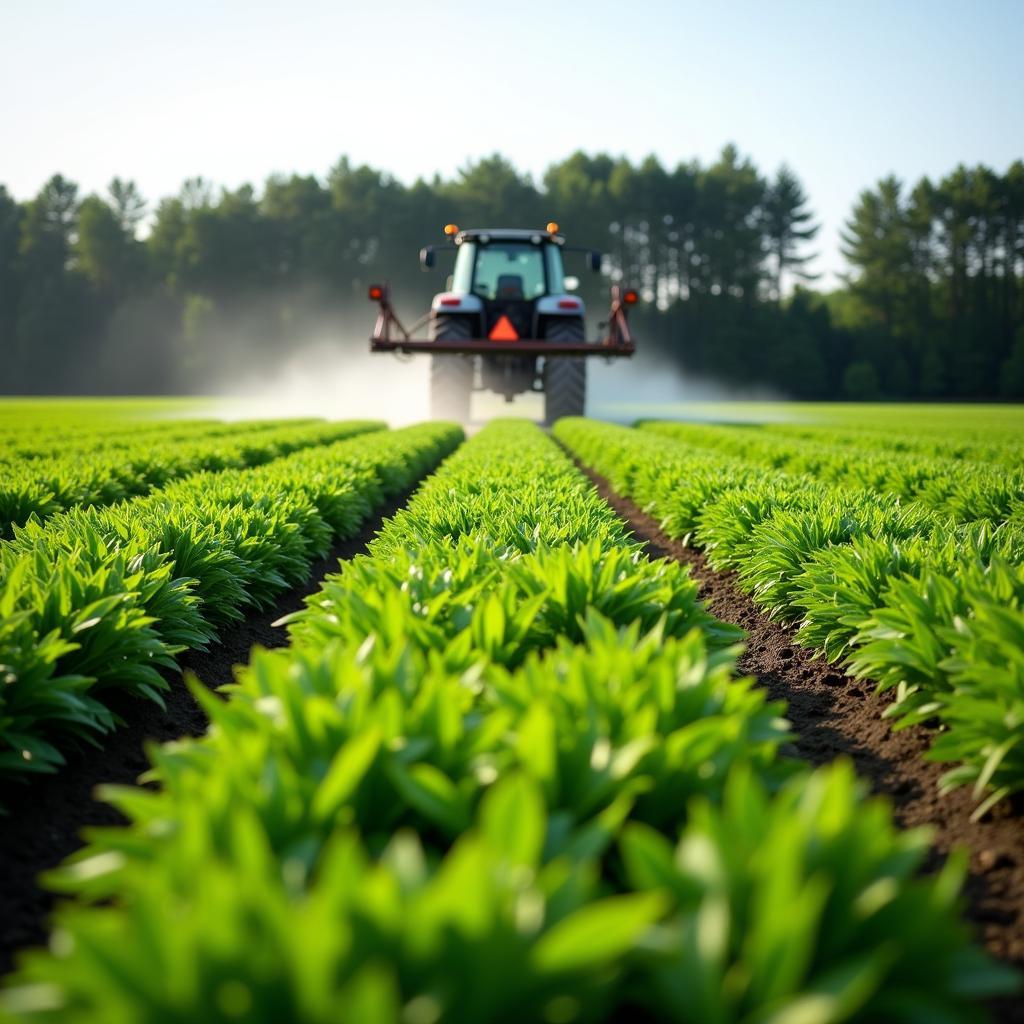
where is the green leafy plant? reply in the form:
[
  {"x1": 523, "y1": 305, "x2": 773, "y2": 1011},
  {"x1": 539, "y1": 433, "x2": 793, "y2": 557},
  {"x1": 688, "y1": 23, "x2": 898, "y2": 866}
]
[{"x1": 622, "y1": 762, "x2": 1018, "y2": 1022}]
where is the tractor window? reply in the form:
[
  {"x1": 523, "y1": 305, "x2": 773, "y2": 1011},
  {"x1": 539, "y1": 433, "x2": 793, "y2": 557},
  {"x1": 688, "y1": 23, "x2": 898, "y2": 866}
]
[
  {"x1": 452, "y1": 241, "x2": 476, "y2": 293},
  {"x1": 544, "y1": 243, "x2": 566, "y2": 294},
  {"x1": 472, "y1": 243, "x2": 547, "y2": 300}
]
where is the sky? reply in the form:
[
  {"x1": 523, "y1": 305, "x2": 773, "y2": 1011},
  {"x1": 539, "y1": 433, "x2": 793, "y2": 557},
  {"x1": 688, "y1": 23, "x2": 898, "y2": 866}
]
[{"x1": 3, "y1": 0, "x2": 1023, "y2": 287}]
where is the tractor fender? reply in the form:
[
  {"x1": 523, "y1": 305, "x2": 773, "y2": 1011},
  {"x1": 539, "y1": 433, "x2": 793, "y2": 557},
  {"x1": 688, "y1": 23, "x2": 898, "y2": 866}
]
[
  {"x1": 535, "y1": 294, "x2": 587, "y2": 317},
  {"x1": 430, "y1": 292, "x2": 485, "y2": 314}
]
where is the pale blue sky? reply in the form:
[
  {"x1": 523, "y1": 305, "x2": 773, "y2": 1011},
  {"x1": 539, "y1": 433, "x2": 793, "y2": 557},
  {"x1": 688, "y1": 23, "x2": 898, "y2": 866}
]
[{"x1": 3, "y1": 0, "x2": 1022, "y2": 285}]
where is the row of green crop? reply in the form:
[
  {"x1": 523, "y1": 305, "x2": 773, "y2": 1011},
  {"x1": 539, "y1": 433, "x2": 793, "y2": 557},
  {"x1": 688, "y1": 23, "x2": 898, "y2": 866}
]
[
  {"x1": 556, "y1": 417, "x2": 1024, "y2": 817},
  {"x1": 0, "y1": 401, "x2": 237, "y2": 439},
  {"x1": 0, "y1": 423, "x2": 461, "y2": 787},
  {"x1": 0, "y1": 420, "x2": 386, "y2": 538},
  {"x1": 637, "y1": 421, "x2": 1024, "y2": 526},
  {"x1": 3, "y1": 421, "x2": 1014, "y2": 1022},
  {"x1": 759, "y1": 420, "x2": 1024, "y2": 466},
  {"x1": 0, "y1": 417, "x2": 320, "y2": 463}
]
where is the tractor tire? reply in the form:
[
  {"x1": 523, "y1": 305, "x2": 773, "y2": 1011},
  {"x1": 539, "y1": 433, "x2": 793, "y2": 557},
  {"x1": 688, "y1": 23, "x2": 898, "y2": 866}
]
[
  {"x1": 543, "y1": 318, "x2": 587, "y2": 425},
  {"x1": 429, "y1": 315, "x2": 474, "y2": 423}
]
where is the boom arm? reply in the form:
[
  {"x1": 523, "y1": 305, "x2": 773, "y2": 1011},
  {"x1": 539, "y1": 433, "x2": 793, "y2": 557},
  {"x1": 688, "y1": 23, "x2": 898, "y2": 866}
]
[{"x1": 368, "y1": 283, "x2": 637, "y2": 356}]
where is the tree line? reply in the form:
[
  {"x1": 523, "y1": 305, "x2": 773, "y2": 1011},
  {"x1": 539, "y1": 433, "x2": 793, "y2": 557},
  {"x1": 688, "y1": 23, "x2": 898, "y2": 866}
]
[{"x1": 1, "y1": 148, "x2": 1021, "y2": 398}]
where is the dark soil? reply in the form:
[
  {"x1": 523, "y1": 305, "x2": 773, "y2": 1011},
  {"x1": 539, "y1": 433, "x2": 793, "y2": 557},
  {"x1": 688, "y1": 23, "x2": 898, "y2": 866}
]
[
  {"x1": 583, "y1": 465, "x2": 1024, "y2": 1022},
  {"x1": 0, "y1": 490, "x2": 410, "y2": 978}
]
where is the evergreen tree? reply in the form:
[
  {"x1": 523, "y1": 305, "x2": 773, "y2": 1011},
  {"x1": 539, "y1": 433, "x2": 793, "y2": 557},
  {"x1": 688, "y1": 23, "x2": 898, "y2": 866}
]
[
  {"x1": 15, "y1": 175, "x2": 87, "y2": 392},
  {"x1": 840, "y1": 176, "x2": 911, "y2": 332},
  {"x1": 0, "y1": 186, "x2": 22, "y2": 386},
  {"x1": 107, "y1": 179, "x2": 147, "y2": 233},
  {"x1": 762, "y1": 165, "x2": 819, "y2": 300}
]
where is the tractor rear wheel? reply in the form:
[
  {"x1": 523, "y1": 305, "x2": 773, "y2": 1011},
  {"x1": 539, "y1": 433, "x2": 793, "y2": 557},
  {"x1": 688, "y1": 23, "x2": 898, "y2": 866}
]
[
  {"x1": 543, "y1": 318, "x2": 586, "y2": 425},
  {"x1": 429, "y1": 316, "x2": 474, "y2": 422}
]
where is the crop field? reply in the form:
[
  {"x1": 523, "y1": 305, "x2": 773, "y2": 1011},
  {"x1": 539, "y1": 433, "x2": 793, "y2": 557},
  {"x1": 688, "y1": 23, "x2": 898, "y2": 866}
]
[{"x1": 0, "y1": 401, "x2": 1022, "y2": 1023}]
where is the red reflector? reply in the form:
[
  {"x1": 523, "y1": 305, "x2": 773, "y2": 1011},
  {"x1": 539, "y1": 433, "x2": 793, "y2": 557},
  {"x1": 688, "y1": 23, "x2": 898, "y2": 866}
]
[
  {"x1": 488, "y1": 315, "x2": 519, "y2": 341},
  {"x1": 623, "y1": 289, "x2": 639, "y2": 305},
  {"x1": 557, "y1": 299, "x2": 580, "y2": 309},
  {"x1": 368, "y1": 285, "x2": 383, "y2": 301},
  {"x1": 440, "y1": 297, "x2": 461, "y2": 307}
]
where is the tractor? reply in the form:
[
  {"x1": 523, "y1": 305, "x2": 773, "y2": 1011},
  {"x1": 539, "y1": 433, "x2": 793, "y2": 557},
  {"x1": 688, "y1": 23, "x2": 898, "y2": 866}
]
[{"x1": 368, "y1": 223, "x2": 637, "y2": 423}]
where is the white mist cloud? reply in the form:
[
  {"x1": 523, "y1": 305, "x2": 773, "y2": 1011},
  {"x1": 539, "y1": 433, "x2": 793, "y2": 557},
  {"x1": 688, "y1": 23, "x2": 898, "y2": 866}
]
[
  {"x1": 192, "y1": 326, "x2": 793, "y2": 427},
  {"x1": 587, "y1": 350, "x2": 792, "y2": 424},
  {"x1": 204, "y1": 340, "x2": 431, "y2": 424}
]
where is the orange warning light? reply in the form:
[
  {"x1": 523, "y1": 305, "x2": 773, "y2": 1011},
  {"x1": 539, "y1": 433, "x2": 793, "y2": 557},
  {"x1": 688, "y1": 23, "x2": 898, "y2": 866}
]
[{"x1": 488, "y1": 315, "x2": 519, "y2": 341}]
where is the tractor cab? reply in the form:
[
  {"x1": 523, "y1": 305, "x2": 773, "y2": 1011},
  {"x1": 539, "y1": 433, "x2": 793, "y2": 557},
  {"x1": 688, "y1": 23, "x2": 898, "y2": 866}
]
[{"x1": 423, "y1": 227, "x2": 597, "y2": 343}]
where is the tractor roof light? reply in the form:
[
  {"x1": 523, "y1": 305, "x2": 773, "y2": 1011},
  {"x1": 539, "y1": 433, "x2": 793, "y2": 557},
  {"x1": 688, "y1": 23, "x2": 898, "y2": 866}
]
[
  {"x1": 443, "y1": 223, "x2": 459, "y2": 236},
  {"x1": 546, "y1": 221, "x2": 559, "y2": 233}
]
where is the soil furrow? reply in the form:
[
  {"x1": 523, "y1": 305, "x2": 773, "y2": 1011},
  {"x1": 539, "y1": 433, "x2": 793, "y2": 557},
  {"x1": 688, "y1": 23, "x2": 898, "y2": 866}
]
[
  {"x1": 0, "y1": 487, "x2": 413, "y2": 977},
  {"x1": 579, "y1": 461, "x2": 1024, "y2": 1014}
]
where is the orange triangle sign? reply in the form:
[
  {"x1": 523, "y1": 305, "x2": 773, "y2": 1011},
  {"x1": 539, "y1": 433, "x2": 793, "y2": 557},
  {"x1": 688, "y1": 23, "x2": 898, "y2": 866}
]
[{"x1": 488, "y1": 315, "x2": 519, "y2": 341}]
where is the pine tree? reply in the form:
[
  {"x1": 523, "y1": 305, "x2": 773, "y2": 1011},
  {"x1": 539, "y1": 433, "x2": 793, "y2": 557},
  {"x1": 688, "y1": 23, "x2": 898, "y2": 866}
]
[{"x1": 763, "y1": 165, "x2": 819, "y2": 300}]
